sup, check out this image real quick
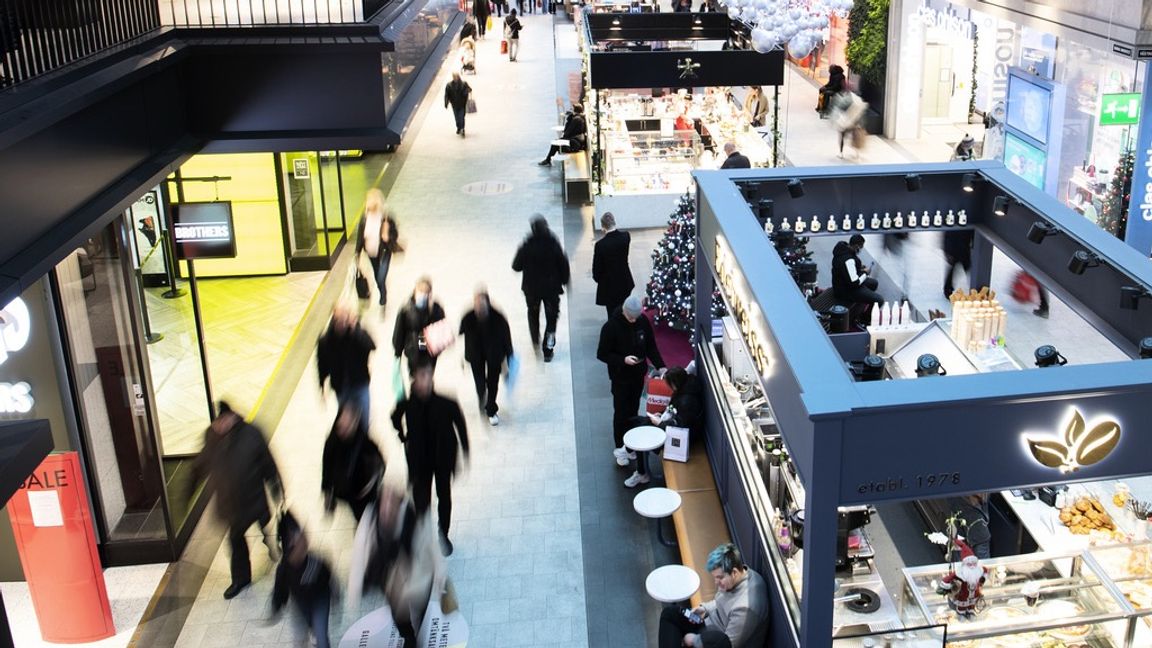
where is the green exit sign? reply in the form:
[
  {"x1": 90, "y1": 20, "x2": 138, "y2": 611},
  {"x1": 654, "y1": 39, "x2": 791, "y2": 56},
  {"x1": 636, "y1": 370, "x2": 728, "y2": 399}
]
[{"x1": 1100, "y1": 93, "x2": 1141, "y2": 125}]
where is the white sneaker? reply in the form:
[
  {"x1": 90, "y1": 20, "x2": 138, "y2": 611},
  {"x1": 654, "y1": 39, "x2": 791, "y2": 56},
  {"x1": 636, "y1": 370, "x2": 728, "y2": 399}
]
[
  {"x1": 489, "y1": 414, "x2": 500, "y2": 426},
  {"x1": 624, "y1": 471, "x2": 650, "y2": 488},
  {"x1": 612, "y1": 447, "x2": 630, "y2": 466}
]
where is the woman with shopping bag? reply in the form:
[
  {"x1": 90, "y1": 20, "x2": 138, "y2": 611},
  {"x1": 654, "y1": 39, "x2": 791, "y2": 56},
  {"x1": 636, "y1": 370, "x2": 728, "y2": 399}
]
[{"x1": 622, "y1": 366, "x2": 701, "y2": 488}]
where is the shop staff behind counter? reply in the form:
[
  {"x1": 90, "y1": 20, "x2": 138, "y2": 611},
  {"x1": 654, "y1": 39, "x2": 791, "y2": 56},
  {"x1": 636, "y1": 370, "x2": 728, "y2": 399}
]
[{"x1": 831, "y1": 234, "x2": 883, "y2": 307}]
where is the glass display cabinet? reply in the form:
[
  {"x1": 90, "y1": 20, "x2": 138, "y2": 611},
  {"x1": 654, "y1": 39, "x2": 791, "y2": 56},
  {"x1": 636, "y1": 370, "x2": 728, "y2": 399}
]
[{"x1": 603, "y1": 130, "x2": 700, "y2": 194}]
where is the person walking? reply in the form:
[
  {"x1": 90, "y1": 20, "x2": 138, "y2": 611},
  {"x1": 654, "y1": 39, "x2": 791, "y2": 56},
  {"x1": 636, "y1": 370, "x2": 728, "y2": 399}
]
[
  {"x1": 459, "y1": 288, "x2": 514, "y2": 425},
  {"x1": 316, "y1": 303, "x2": 375, "y2": 420},
  {"x1": 189, "y1": 402, "x2": 283, "y2": 599},
  {"x1": 597, "y1": 296, "x2": 666, "y2": 467},
  {"x1": 391, "y1": 363, "x2": 470, "y2": 556},
  {"x1": 392, "y1": 277, "x2": 446, "y2": 371},
  {"x1": 322, "y1": 402, "x2": 384, "y2": 522},
  {"x1": 444, "y1": 72, "x2": 472, "y2": 137},
  {"x1": 942, "y1": 230, "x2": 974, "y2": 299},
  {"x1": 355, "y1": 189, "x2": 401, "y2": 307},
  {"x1": 504, "y1": 9, "x2": 523, "y2": 61},
  {"x1": 512, "y1": 214, "x2": 571, "y2": 362},
  {"x1": 473, "y1": 0, "x2": 490, "y2": 39},
  {"x1": 592, "y1": 211, "x2": 634, "y2": 320},
  {"x1": 742, "y1": 85, "x2": 768, "y2": 127},
  {"x1": 494, "y1": 0, "x2": 504, "y2": 17},
  {"x1": 270, "y1": 511, "x2": 335, "y2": 648},
  {"x1": 831, "y1": 88, "x2": 866, "y2": 159},
  {"x1": 538, "y1": 104, "x2": 586, "y2": 165}
]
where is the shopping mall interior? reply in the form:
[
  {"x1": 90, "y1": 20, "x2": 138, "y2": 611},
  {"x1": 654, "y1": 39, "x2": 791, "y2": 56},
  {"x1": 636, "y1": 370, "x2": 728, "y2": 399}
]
[{"x1": 3, "y1": 0, "x2": 1152, "y2": 647}]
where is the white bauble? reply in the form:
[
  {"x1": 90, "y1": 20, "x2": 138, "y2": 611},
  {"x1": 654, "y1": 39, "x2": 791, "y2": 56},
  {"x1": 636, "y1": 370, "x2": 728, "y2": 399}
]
[
  {"x1": 728, "y1": 6, "x2": 741, "y2": 19},
  {"x1": 787, "y1": 32, "x2": 815, "y2": 58}
]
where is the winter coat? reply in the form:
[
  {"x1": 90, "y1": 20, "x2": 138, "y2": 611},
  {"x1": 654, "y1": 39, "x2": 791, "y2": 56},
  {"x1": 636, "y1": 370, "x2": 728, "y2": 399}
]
[
  {"x1": 512, "y1": 228, "x2": 570, "y2": 299},
  {"x1": 322, "y1": 424, "x2": 384, "y2": 504},
  {"x1": 823, "y1": 66, "x2": 845, "y2": 94},
  {"x1": 943, "y1": 230, "x2": 974, "y2": 264},
  {"x1": 191, "y1": 420, "x2": 280, "y2": 528},
  {"x1": 666, "y1": 375, "x2": 703, "y2": 429},
  {"x1": 459, "y1": 308, "x2": 513, "y2": 364},
  {"x1": 597, "y1": 310, "x2": 665, "y2": 385},
  {"x1": 355, "y1": 214, "x2": 401, "y2": 257},
  {"x1": 392, "y1": 298, "x2": 446, "y2": 363},
  {"x1": 831, "y1": 240, "x2": 865, "y2": 301},
  {"x1": 391, "y1": 393, "x2": 470, "y2": 478},
  {"x1": 316, "y1": 322, "x2": 376, "y2": 395},
  {"x1": 272, "y1": 553, "x2": 334, "y2": 616},
  {"x1": 592, "y1": 229, "x2": 634, "y2": 307},
  {"x1": 473, "y1": 0, "x2": 489, "y2": 20},
  {"x1": 561, "y1": 113, "x2": 587, "y2": 151},
  {"x1": 444, "y1": 79, "x2": 471, "y2": 111},
  {"x1": 504, "y1": 14, "x2": 522, "y2": 38},
  {"x1": 720, "y1": 151, "x2": 752, "y2": 169}
]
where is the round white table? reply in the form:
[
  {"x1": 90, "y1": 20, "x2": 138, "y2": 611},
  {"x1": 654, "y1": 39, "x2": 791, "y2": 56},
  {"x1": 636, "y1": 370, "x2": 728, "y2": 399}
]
[
  {"x1": 634, "y1": 487, "x2": 682, "y2": 547},
  {"x1": 625, "y1": 426, "x2": 667, "y2": 480},
  {"x1": 646, "y1": 564, "x2": 701, "y2": 603},
  {"x1": 551, "y1": 124, "x2": 566, "y2": 131}
]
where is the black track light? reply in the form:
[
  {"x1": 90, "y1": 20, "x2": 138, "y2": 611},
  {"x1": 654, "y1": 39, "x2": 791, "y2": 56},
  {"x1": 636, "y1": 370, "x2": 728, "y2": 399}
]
[
  {"x1": 787, "y1": 178, "x2": 804, "y2": 198},
  {"x1": 993, "y1": 195, "x2": 1012, "y2": 216},
  {"x1": 904, "y1": 174, "x2": 922, "y2": 192},
  {"x1": 962, "y1": 173, "x2": 980, "y2": 192},
  {"x1": 1027, "y1": 221, "x2": 1060, "y2": 244},
  {"x1": 1067, "y1": 250, "x2": 1102, "y2": 275}
]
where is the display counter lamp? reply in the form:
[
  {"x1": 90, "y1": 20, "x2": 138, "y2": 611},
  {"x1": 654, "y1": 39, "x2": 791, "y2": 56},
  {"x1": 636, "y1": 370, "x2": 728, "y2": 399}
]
[
  {"x1": 1068, "y1": 250, "x2": 1102, "y2": 275},
  {"x1": 904, "y1": 173, "x2": 922, "y2": 192},
  {"x1": 1034, "y1": 345, "x2": 1067, "y2": 368},
  {"x1": 1140, "y1": 337, "x2": 1152, "y2": 359},
  {"x1": 787, "y1": 178, "x2": 805, "y2": 198},
  {"x1": 915, "y1": 354, "x2": 946, "y2": 377},
  {"x1": 1027, "y1": 221, "x2": 1061, "y2": 244},
  {"x1": 1120, "y1": 286, "x2": 1151, "y2": 310},
  {"x1": 993, "y1": 195, "x2": 1013, "y2": 216}
]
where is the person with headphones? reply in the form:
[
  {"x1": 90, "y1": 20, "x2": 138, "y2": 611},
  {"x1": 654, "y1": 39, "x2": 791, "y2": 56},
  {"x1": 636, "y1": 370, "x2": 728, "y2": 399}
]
[{"x1": 658, "y1": 543, "x2": 770, "y2": 647}]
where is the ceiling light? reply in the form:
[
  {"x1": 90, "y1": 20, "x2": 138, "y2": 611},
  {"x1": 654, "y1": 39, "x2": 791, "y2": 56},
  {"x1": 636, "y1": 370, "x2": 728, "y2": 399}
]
[
  {"x1": 1027, "y1": 221, "x2": 1060, "y2": 244},
  {"x1": 904, "y1": 174, "x2": 921, "y2": 192},
  {"x1": 962, "y1": 173, "x2": 978, "y2": 192},
  {"x1": 787, "y1": 178, "x2": 804, "y2": 198},
  {"x1": 993, "y1": 195, "x2": 1012, "y2": 216},
  {"x1": 1034, "y1": 345, "x2": 1067, "y2": 368},
  {"x1": 1067, "y1": 250, "x2": 1101, "y2": 275},
  {"x1": 757, "y1": 198, "x2": 774, "y2": 222}
]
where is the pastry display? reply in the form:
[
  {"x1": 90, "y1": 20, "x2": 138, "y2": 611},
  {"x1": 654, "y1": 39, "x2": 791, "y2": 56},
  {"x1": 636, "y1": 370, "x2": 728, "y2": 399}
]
[{"x1": 1059, "y1": 497, "x2": 1115, "y2": 534}]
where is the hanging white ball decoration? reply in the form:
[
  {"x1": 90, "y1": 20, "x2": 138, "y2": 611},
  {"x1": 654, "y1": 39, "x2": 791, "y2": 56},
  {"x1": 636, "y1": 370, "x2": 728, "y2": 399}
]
[{"x1": 728, "y1": 6, "x2": 741, "y2": 19}]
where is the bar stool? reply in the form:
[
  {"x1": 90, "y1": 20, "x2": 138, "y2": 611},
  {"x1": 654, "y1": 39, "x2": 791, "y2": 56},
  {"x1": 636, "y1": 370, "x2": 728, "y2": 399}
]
[
  {"x1": 634, "y1": 487, "x2": 681, "y2": 547},
  {"x1": 624, "y1": 425, "x2": 667, "y2": 479},
  {"x1": 646, "y1": 564, "x2": 700, "y2": 603}
]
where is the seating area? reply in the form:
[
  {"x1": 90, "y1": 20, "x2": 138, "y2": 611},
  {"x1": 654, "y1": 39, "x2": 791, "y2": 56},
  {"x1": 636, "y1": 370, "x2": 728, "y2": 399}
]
[
  {"x1": 661, "y1": 440, "x2": 732, "y2": 607},
  {"x1": 562, "y1": 149, "x2": 591, "y2": 203}
]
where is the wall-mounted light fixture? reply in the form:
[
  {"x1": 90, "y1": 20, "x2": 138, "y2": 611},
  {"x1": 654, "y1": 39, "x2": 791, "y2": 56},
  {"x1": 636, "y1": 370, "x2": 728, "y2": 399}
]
[
  {"x1": 1120, "y1": 286, "x2": 1151, "y2": 310},
  {"x1": 1068, "y1": 250, "x2": 1102, "y2": 275},
  {"x1": 904, "y1": 174, "x2": 922, "y2": 192},
  {"x1": 1034, "y1": 345, "x2": 1067, "y2": 368},
  {"x1": 993, "y1": 195, "x2": 1013, "y2": 216},
  {"x1": 961, "y1": 173, "x2": 982, "y2": 193},
  {"x1": 757, "y1": 198, "x2": 774, "y2": 223},
  {"x1": 787, "y1": 178, "x2": 805, "y2": 198},
  {"x1": 1027, "y1": 221, "x2": 1061, "y2": 244}
]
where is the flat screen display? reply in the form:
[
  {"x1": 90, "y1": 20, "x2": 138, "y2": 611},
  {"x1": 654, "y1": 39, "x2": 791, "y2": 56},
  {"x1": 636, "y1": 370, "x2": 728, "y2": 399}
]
[
  {"x1": 1003, "y1": 132, "x2": 1047, "y2": 190},
  {"x1": 1006, "y1": 74, "x2": 1052, "y2": 145},
  {"x1": 172, "y1": 202, "x2": 237, "y2": 259}
]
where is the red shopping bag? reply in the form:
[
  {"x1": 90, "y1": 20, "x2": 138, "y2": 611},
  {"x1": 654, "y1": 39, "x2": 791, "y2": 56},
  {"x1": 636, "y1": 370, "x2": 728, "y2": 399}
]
[
  {"x1": 645, "y1": 375, "x2": 673, "y2": 415},
  {"x1": 500, "y1": 39, "x2": 508, "y2": 54},
  {"x1": 1011, "y1": 271, "x2": 1038, "y2": 304}
]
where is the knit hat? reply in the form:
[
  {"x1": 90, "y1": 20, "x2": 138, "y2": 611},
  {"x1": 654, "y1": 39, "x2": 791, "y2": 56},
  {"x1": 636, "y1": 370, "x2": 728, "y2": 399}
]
[{"x1": 623, "y1": 296, "x2": 644, "y2": 319}]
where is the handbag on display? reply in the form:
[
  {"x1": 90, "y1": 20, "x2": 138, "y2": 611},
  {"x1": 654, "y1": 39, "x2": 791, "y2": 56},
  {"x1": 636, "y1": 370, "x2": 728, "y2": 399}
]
[
  {"x1": 664, "y1": 425, "x2": 689, "y2": 463},
  {"x1": 466, "y1": 97, "x2": 477, "y2": 113},
  {"x1": 354, "y1": 269, "x2": 370, "y2": 300}
]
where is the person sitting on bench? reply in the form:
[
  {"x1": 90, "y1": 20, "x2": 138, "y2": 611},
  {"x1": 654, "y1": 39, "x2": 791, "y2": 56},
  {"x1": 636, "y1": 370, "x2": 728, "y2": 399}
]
[
  {"x1": 832, "y1": 234, "x2": 883, "y2": 309},
  {"x1": 621, "y1": 366, "x2": 702, "y2": 488},
  {"x1": 538, "y1": 104, "x2": 587, "y2": 166},
  {"x1": 658, "y1": 543, "x2": 770, "y2": 648}
]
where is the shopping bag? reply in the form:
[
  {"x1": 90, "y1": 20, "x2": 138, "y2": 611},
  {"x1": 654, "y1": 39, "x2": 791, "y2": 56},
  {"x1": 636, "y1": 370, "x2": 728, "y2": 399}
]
[
  {"x1": 664, "y1": 425, "x2": 689, "y2": 463},
  {"x1": 392, "y1": 362, "x2": 406, "y2": 404},
  {"x1": 1011, "y1": 271, "x2": 1039, "y2": 304},
  {"x1": 500, "y1": 39, "x2": 508, "y2": 54},
  {"x1": 466, "y1": 97, "x2": 477, "y2": 114},
  {"x1": 645, "y1": 375, "x2": 673, "y2": 415},
  {"x1": 486, "y1": 15, "x2": 493, "y2": 31},
  {"x1": 505, "y1": 354, "x2": 520, "y2": 391},
  {"x1": 354, "y1": 269, "x2": 370, "y2": 300},
  {"x1": 852, "y1": 126, "x2": 867, "y2": 149},
  {"x1": 422, "y1": 320, "x2": 456, "y2": 356}
]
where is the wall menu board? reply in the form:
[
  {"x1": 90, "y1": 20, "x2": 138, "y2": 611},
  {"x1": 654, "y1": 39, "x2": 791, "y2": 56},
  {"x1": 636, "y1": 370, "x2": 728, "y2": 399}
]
[{"x1": 172, "y1": 202, "x2": 237, "y2": 259}]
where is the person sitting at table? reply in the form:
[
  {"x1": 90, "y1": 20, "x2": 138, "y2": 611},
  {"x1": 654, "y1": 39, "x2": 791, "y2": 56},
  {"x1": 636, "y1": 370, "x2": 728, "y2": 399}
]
[
  {"x1": 658, "y1": 543, "x2": 770, "y2": 648},
  {"x1": 623, "y1": 366, "x2": 701, "y2": 488},
  {"x1": 538, "y1": 104, "x2": 587, "y2": 166},
  {"x1": 831, "y1": 234, "x2": 883, "y2": 312}
]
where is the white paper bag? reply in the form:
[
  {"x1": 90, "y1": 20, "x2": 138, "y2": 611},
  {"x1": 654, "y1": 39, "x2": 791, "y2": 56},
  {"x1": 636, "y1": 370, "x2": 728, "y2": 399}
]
[{"x1": 664, "y1": 425, "x2": 689, "y2": 463}]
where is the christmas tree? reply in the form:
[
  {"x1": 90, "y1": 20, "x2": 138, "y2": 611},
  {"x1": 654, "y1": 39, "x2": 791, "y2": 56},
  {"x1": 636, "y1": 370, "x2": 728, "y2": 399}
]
[
  {"x1": 1099, "y1": 149, "x2": 1133, "y2": 240},
  {"x1": 645, "y1": 194, "x2": 726, "y2": 331}
]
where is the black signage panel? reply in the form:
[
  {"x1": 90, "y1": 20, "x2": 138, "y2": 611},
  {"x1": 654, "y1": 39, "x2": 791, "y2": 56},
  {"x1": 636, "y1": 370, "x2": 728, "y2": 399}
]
[
  {"x1": 590, "y1": 49, "x2": 785, "y2": 89},
  {"x1": 172, "y1": 202, "x2": 237, "y2": 259}
]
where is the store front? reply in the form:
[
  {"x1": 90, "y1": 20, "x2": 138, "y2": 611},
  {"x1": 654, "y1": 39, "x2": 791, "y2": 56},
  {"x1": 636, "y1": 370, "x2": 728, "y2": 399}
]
[
  {"x1": 692, "y1": 161, "x2": 1152, "y2": 646},
  {"x1": 0, "y1": 150, "x2": 381, "y2": 580}
]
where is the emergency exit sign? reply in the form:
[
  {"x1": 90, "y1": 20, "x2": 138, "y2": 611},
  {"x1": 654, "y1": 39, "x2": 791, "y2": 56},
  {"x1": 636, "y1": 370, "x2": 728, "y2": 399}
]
[{"x1": 1100, "y1": 93, "x2": 1141, "y2": 125}]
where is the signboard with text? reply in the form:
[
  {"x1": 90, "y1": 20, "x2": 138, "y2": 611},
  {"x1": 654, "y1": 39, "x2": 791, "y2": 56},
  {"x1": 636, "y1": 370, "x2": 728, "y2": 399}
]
[
  {"x1": 1100, "y1": 93, "x2": 1141, "y2": 126},
  {"x1": 172, "y1": 202, "x2": 237, "y2": 260},
  {"x1": 1125, "y1": 73, "x2": 1152, "y2": 257}
]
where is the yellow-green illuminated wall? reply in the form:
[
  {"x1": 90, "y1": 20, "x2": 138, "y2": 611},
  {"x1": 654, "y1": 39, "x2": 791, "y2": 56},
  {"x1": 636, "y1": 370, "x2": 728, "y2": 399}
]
[{"x1": 170, "y1": 153, "x2": 287, "y2": 277}]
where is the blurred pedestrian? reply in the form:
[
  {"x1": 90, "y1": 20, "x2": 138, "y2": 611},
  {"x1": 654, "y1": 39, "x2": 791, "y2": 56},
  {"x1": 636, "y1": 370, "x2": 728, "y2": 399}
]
[
  {"x1": 592, "y1": 211, "x2": 634, "y2": 320},
  {"x1": 597, "y1": 296, "x2": 666, "y2": 467},
  {"x1": 391, "y1": 363, "x2": 470, "y2": 556},
  {"x1": 459, "y1": 288, "x2": 514, "y2": 425},
  {"x1": 504, "y1": 9, "x2": 523, "y2": 61},
  {"x1": 943, "y1": 230, "x2": 974, "y2": 299},
  {"x1": 317, "y1": 304, "x2": 375, "y2": 420},
  {"x1": 831, "y1": 88, "x2": 866, "y2": 159},
  {"x1": 473, "y1": 0, "x2": 490, "y2": 38},
  {"x1": 444, "y1": 72, "x2": 472, "y2": 136},
  {"x1": 392, "y1": 277, "x2": 446, "y2": 371},
  {"x1": 322, "y1": 402, "x2": 384, "y2": 522},
  {"x1": 270, "y1": 511, "x2": 335, "y2": 648},
  {"x1": 355, "y1": 189, "x2": 401, "y2": 307},
  {"x1": 347, "y1": 487, "x2": 443, "y2": 648},
  {"x1": 189, "y1": 402, "x2": 282, "y2": 599},
  {"x1": 512, "y1": 214, "x2": 571, "y2": 361},
  {"x1": 817, "y1": 64, "x2": 845, "y2": 118}
]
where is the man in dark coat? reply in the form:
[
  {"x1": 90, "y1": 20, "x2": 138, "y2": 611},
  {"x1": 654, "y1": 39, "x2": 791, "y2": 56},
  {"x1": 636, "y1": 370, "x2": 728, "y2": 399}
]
[
  {"x1": 597, "y1": 296, "x2": 665, "y2": 467},
  {"x1": 391, "y1": 363, "x2": 470, "y2": 556},
  {"x1": 831, "y1": 234, "x2": 883, "y2": 305},
  {"x1": 473, "y1": 0, "x2": 490, "y2": 38},
  {"x1": 512, "y1": 214, "x2": 571, "y2": 362},
  {"x1": 316, "y1": 304, "x2": 376, "y2": 420},
  {"x1": 459, "y1": 289, "x2": 514, "y2": 425},
  {"x1": 592, "y1": 211, "x2": 634, "y2": 320},
  {"x1": 392, "y1": 277, "x2": 446, "y2": 370},
  {"x1": 539, "y1": 105, "x2": 587, "y2": 166},
  {"x1": 942, "y1": 229, "x2": 974, "y2": 298},
  {"x1": 444, "y1": 72, "x2": 472, "y2": 136},
  {"x1": 190, "y1": 402, "x2": 282, "y2": 599},
  {"x1": 322, "y1": 403, "x2": 384, "y2": 522},
  {"x1": 720, "y1": 142, "x2": 751, "y2": 169}
]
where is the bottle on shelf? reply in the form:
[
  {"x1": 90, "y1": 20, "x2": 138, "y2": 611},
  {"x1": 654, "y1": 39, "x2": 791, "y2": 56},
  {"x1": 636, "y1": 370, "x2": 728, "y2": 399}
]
[
  {"x1": 810, "y1": 215, "x2": 821, "y2": 232},
  {"x1": 827, "y1": 215, "x2": 838, "y2": 232},
  {"x1": 869, "y1": 303, "x2": 881, "y2": 327},
  {"x1": 900, "y1": 300, "x2": 911, "y2": 325},
  {"x1": 882, "y1": 212, "x2": 892, "y2": 229},
  {"x1": 780, "y1": 217, "x2": 792, "y2": 231},
  {"x1": 882, "y1": 302, "x2": 893, "y2": 327},
  {"x1": 870, "y1": 212, "x2": 881, "y2": 229},
  {"x1": 894, "y1": 211, "x2": 904, "y2": 228},
  {"x1": 795, "y1": 216, "x2": 806, "y2": 233},
  {"x1": 958, "y1": 209, "x2": 968, "y2": 226},
  {"x1": 842, "y1": 214, "x2": 852, "y2": 231},
  {"x1": 908, "y1": 211, "x2": 918, "y2": 228},
  {"x1": 945, "y1": 209, "x2": 956, "y2": 226},
  {"x1": 856, "y1": 213, "x2": 866, "y2": 230},
  {"x1": 764, "y1": 219, "x2": 775, "y2": 235},
  {"x1": 933, "y1": 210, "x2": 943, "y2": 227}
]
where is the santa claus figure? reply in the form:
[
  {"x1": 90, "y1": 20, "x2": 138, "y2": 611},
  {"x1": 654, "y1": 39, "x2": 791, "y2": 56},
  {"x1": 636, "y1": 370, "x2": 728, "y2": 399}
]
[{"x1": 939, "y1": 539, "x2": 987, "y2": 617}]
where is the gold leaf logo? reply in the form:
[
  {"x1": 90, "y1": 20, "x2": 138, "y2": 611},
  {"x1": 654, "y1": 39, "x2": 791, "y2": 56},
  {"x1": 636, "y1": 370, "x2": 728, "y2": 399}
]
[{"x1": 1025, "y1": 409, "x2": 1121, "y2": 473}]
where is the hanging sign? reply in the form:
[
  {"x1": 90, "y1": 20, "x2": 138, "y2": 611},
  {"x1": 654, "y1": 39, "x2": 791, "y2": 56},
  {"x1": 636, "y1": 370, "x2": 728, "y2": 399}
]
[
  {"x1": 172, "y1": 202, "x2": 237, "y2": 259},
  {"x1": 1100, "y1": 93, "x2": 1141, "y2": 126},
  {"x1": 714, "y1": 235, "x2": 771, "y2": 378}
]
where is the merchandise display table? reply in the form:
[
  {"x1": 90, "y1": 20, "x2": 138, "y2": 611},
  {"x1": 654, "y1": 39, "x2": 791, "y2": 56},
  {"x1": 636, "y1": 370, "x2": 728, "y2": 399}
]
[
  {"x1": 634, "y1": 487, "x2": 682, "y2": 547},
  {"x1": 646, "y1": 564, "x2": 701, "y2": 603}
]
